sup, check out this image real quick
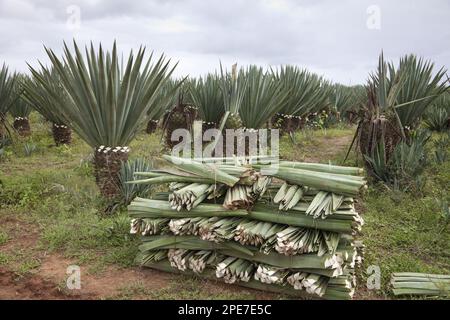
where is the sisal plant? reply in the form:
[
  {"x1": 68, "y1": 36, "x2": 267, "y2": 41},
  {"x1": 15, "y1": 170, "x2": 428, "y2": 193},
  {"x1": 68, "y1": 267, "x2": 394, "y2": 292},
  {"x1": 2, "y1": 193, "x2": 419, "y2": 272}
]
[
  {"x1": 271, "y1": 66, "x2": 331, "y2": 138},
  {"x1": 188, "y1": 73, "x2": 225, "y2": 134},
  {"x1": 29, "y1": 41, "x2": 177, "y2": 198},
  {"x1": 9, "y1": 74, "x2": 32, "y2": 137},
  {"x1": 350, "y1": 53, "x2": 448, "y2": 182},
  {"x1": 23, "y1": 68, "x2": 73, "y2": 145},
  {"x1": 145, "y1": 79, "x2": 181, "y2": 135}
]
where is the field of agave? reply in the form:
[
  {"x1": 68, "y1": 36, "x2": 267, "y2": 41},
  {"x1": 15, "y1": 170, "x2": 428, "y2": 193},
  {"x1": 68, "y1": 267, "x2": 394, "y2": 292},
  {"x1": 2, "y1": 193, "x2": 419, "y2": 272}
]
[{"x1": 0, "y1": 41, "x2": 449, "y2": 300}]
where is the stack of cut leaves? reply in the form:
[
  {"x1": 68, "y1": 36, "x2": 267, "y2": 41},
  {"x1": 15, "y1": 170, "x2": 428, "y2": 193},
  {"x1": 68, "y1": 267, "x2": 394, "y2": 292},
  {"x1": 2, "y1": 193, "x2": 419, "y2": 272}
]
[
  {"x1": 127, "y1": 156, "x2": 366, "y2": 300},
  {"x1": 391, "y1": 273, "x2": 450, "y2": 297}
]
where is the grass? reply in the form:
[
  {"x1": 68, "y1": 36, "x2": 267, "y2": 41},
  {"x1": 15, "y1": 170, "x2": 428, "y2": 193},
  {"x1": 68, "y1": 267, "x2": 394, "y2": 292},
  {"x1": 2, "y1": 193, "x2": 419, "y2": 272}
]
[
  {"x1": 0, "y1": 111, "x2": 449, "y2": 299},
  {"x1": 0, "y1": 230, "x2": 8, "y2": 245},
  {"x1": 361, "y1": 188, "x2": 449, "y2": 296},
  {"x1": 0, "y1": 246, "x2": 42, "y2": 276},
  {"x1": 111, "y1": 276, "x2": 261, "y2": 300},
  {"x1": 358, "y1": 133, "x2": 450, "y2": 297},
  {"x1": 1, "y1": 113, "x2": 144, "y2": 273}
]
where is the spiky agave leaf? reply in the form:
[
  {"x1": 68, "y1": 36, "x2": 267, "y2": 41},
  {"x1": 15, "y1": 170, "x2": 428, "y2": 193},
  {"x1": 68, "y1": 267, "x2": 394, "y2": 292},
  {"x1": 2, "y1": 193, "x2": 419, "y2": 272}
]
[
  {"x1": 237, "y1": 65, "x2": 290, "y2": 129},
  {"x1": 389, "y1": 55, "x2": 448, "y2": 129},
  {"x1": 0, "y1": 64, "x2": 18, "y2": 139},
  {"x1": 219, "y1": 63, "x2": 248, "y2": 129},
  {"x1": 424, "y1": 91, "x2": 450, "y2": 132},
  {"x1": 23, "y1": 67, "x2": 70, "y2": 125},
  {"x1": 254, "y1": 264, "x2": 290, "y2": 285},
  {"x1": 169, "y1": 183, "x2": 217, "y2": 211},
  {"x1": 118, "y1": 157, "x2": 153, "y2": 205},
  {"x1": 328, "y1": 84, "x2": 356, "y2": 120},
  {"x1": 365, "y1": 53, "x2": 447, "y2": 139},
  {"x1": 147, "y1": 77, "x2": 181, "y2": 121},
  {"x1": 0, "y1": 64, "x2": 17, "y2": 116},
  {"x1": 130, "y1": 218, "x2": 171, "y2": 236}
]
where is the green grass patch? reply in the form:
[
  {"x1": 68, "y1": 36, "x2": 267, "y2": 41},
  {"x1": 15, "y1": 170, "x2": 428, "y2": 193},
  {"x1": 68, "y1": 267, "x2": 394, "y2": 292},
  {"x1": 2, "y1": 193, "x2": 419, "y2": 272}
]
[
  {"x1": 360, "y1": 166, "x2": 450, "y2": 296},
  {"x1": 0, "y1": 230, "x2": 9, "y2": 245},
  {"x1": 0, "y1": 252, "x2": 11, "y2": 266}
]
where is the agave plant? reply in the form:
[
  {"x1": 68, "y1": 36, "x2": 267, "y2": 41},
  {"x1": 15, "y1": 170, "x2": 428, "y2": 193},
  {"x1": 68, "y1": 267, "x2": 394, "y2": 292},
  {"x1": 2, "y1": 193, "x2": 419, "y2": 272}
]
[
  {"x1": 188, "y1": 73, "x2": 224, "y2": 129},
  {"x1": 387, "y1": 129, "x2": 430, "y2": 191},
  {"x1": 350, "y1": 52, "x2": 448, "y2": 183},
  {"x1": 365, "y1": 129, "x2": 432, "y2": 192},
  {"x1": 217, "y1": 65, "x2": 290, "y2": 156},
  {"x1": 390, "y1": 55, "x2": 448, "y2": 129},
  {"x1": 271, "y1": 66, "x2": 331, "y2": 134},
  {"x1": 0, "y1": 64, "x2": 17, "y2": 140},
  {"x1": 391, "y1": 273, "x2": 450, "y2": 297},
  {"x1": 23, "y1": 68, "x2": 73, "y2": 145},
  {"x1": 424, "y1": 91, "x2": 450, "y2": 132},
  {"x1": 29, "y1": 41, "x2": 177, "y2": 198},
  {"x1": 433, "y1": 133, "x2": 449, "y2": 164},
  {"x1": 10, "y1": 74, "x2": 32, "y2": 136},
  {"x1": 327, "y1": 84, "x2": 364, "y2": 124},
  {"x1": 118, "y1": 157, "x2": 153, "y2": 205},
  {"x1": 238, "y1": 65, "x2": 289, "y2": 130}
]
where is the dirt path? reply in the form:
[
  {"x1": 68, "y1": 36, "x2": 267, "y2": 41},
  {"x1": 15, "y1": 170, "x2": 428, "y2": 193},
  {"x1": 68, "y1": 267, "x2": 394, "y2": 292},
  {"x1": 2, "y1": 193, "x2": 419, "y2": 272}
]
[
  {"x1": 283, "y1": 133, "x2": 354, "y2": 163},
  {"x1": 1, "y1": 252, "x2": 277, "y2": 300},
  {"x1": 304, "y1": 135, "x2": 353, "y2": 163},
  {"x1": 0, "y1": 254, "x2": 166, "y2": 300},
  {"x1": 0, "y1": 267, "x2": 73, "y2": 299}
]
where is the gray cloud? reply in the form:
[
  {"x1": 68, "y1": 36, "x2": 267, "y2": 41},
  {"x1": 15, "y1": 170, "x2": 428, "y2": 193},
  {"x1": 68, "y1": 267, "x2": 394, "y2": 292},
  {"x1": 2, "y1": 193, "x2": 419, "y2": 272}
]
[{"x1": 0, "y1": 0, "x2": 448, "y2": 84}]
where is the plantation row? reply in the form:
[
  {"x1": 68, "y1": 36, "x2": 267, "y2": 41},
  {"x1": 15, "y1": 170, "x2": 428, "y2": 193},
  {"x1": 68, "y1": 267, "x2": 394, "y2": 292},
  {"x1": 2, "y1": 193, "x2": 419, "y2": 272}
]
[{"x1": 0, "y1": 42, "x2": 447, "y2": 196}]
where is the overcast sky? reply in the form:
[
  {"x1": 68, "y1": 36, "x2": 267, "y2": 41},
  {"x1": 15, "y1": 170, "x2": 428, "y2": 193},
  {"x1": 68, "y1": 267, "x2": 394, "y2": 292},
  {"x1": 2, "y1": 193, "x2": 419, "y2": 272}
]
[{"x1": 0, "y1": 0, "x2": 448, "y2": 85}]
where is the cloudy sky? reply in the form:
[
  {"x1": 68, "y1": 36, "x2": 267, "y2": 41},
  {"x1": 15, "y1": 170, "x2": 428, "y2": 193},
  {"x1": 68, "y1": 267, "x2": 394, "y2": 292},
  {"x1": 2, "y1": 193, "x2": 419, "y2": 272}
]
[{"x1": 0, "y1": 0, "x2": 448, "y2": 84}]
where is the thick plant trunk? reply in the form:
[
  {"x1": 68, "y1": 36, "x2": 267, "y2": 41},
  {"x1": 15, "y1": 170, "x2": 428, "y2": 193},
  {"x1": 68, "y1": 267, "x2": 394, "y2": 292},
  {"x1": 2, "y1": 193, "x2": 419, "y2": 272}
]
[
  {"x1": 13, "y1": 117, "x2": 31, "y2": 137},
  {"x1": 52, "y1": 123, "x2": 72, "y2": 146},
  {"x1": 94, "y1": 146, "x2": 130, "y2": 199},
  {"x1": 293, "y1": 116, "x2": 305, "y2": 131},
  {"x1": 274, "y1": 114, "x2": 305, "y2": 136},
  {"x1": 163, "y1": 104, "x2": 199, "y2": 149},
  {"x1": 146, "y1": 119, "x2": 159, "y2": 134}
]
